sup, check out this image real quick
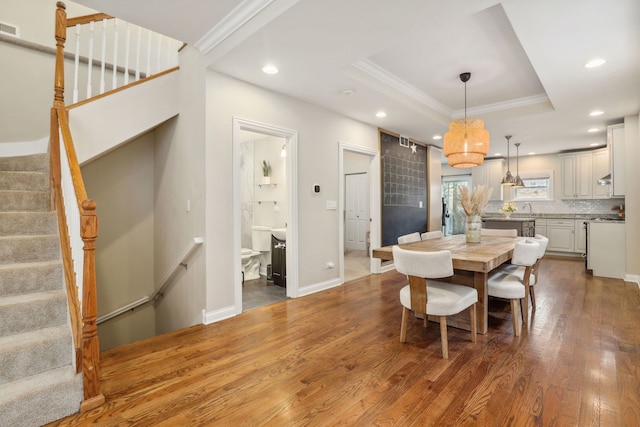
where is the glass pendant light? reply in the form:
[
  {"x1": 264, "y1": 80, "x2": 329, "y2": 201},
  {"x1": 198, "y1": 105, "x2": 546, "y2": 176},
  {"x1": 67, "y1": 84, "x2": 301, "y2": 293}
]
[
  {"x1": 513, "y1": 142, "x2": 525, "y2": 187},
  {"x1": 501, "y1": 135, "x2": 516, "y2": 185}
]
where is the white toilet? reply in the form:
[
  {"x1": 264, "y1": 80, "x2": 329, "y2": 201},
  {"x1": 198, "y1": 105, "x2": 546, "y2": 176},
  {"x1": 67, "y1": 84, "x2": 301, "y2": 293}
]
[{"x1": 241, "y1": 226, "x2": 272, "y2": 281}]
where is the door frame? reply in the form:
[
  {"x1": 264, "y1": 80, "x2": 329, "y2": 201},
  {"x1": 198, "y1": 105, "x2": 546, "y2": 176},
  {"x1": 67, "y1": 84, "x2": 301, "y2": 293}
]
[
  {"x1": 338, "y1": 141, "x2": 380, "y2": 282},
  {"x1": 232, "y1": 117, "x2": 299, "y2": 314}
]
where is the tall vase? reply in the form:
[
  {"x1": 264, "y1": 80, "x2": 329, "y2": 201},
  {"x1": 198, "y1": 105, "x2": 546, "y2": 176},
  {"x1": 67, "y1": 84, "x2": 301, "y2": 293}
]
[{"x1": 466, "y1": 214, "x2": 482, "y2": 243}]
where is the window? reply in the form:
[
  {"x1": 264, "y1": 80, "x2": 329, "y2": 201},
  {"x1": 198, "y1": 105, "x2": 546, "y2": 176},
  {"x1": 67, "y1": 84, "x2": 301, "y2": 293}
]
[{"x1": 513, "y1": 171, "x2": 553, "y2": 201}]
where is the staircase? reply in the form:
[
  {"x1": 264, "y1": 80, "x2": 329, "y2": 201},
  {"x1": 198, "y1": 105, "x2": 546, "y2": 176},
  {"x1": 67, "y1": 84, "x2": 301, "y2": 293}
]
[{"x1": 0, "y1": 153, "x2": 83, "y2": 426}]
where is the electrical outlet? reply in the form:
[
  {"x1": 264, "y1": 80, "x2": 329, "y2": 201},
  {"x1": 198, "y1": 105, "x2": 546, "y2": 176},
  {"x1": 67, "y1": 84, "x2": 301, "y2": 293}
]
[{"x1": 325, "y1": 262, "x2": 335, "y2": 269}]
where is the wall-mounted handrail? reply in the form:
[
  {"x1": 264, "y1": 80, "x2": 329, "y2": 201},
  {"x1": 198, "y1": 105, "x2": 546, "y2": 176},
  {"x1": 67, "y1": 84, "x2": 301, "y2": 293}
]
[
  {"x1": 151, "y1": 237, "x2": 204, "y2": 302},
  {"x1": 96, "y1": 237, "x2": 204, "y2": 325},
  {"x1": 96, "y1": 296, "x2": 149, "y2": 325}
]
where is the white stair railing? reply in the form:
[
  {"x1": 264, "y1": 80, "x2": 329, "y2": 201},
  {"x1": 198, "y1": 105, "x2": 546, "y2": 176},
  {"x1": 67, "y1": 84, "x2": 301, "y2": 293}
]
[{"x1": 65, "y1": 12, "x2": 182, "y2": 104}]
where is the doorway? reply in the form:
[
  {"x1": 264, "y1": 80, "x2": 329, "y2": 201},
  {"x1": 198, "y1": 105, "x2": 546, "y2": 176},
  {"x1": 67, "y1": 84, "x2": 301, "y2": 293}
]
[
  {"x1": 442, "y1": 175, "x2": 472, "y2": 236},
  {"x1": 339, "y1": 142, "x2": 378, "y2": 283},
  {"x1": 233, "y1": 118, "x2": 299, "y2": 314}
]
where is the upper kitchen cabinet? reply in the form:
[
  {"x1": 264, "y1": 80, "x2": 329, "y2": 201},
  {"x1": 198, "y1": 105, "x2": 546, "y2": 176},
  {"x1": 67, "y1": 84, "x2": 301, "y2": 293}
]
[
  {"x1": 592, "y1": 148, "x2": 610, "y2": 199},
  {"x1": 472, "y1": 159, "x2": 504, "y2": 201},
  {"x1": 608, "y1": 124, "x2": 625, "y2": 197},
  {"x1": 560, "y1": 152, "x2": 593, "y2": 199}
]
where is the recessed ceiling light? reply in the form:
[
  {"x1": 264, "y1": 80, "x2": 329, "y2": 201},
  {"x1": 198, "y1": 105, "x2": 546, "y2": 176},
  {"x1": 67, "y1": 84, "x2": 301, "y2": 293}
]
[
  {"x1": 590, "y1": 110, "x2": 604, "y2": 116},
  {"x1": 528, "y1": 152, "x2": 536, "y2": 155},
  {"x1": 341, "y1": 89, "x2": 355, "y2": 96},
  {"x1": 585, "y1": 59, "x2": 606, "y2": 68},
  {"x1": 375, "y1": 111, "x2": 387, "y2": 118},
  {"x1": 262, "y1": 65, "x2": 279, "y2": 74},
  {"x1": 589, "y1": 143, "x2": 601, "y2": 146},
  {"x1": 432, "y1": 135, "x2": 442, "y2": 140},
  {"x1": 588, "y1": 128, "x2": 599, "y2": 133}
]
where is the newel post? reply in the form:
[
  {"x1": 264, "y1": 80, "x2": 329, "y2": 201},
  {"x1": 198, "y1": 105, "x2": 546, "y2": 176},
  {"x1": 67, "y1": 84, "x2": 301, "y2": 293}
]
[
  {"x1": 54, "y1": 2, "x2": 66, "y2": 108},
  {"x1": 80, "y1": 199, "x2": 105, "y2": 411}
]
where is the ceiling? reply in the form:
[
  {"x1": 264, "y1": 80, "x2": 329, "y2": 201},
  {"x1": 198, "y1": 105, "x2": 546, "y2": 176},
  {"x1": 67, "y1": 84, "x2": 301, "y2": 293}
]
[{"x1": 75, "y1": 0, "x2": 640, "y2": 157}]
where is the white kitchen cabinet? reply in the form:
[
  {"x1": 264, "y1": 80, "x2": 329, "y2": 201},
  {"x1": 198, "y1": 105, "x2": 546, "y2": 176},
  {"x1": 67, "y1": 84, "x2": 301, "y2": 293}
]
[
  {"x1": 574, "y1": 219, "x2": 587, "y2": 254},
  {"x1": 546, "y1": 219, "x2": 575, "y2": 252},
  {"x1": 608, "y1": 124, "x2": 625, "y2": 197},
  {"x1": 535, "y1": 218, "x2": 547, "y2": 237},
  {"x1": 588, "y1": 221, "x2": 625, "y2": 278},
  {"x1": 472, "y1": 159, "x2": 504, "y2": 201},
  {"x1": 560, "y1": 152, "x2": 593, "y2": 199},
  {"x1": 592, "y1": 148, "x2": 610, "y2": 199}
]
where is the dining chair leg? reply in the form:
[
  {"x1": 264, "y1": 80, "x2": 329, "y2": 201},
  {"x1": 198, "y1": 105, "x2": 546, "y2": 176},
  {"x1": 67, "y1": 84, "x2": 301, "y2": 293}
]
[
  {"x1": 440, "y1": 316, "x2": 448, "y2": 359},
  {"x1": 469, "y1": 304, "x2": 477, "y2": 343},
  {"x1": 510, "y1": 299, "x2": 521, "y2": 336},
  {"x1": 529, "y1": 286, "x2": 536, "y2": 309},
  {"x1": 522, "y1": 291, "x2": 529, "y2": 326},
  {"x1": 423, "y1": 315, "x2": 428, "y2": 328},
  {"x1": 400, "y1": 307, "x2": 409, "y2": 343}
]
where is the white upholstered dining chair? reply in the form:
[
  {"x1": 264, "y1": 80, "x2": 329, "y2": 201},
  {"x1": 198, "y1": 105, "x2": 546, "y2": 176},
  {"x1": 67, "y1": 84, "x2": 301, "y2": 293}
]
[
  {"x1": 480, "y1": 228, "x2": 518, "y2": 237},
  {"x1": 487, "y1": 239, "x2": 540, "y2": 336},
  {"x1": 392, "y1": 246, "x2": 477, "y2": 359},
  {"x1": 420, "y1": 230, "x2": 443, "y2": 240},
  {"x1": 500, "y1": 235, "x2": 549, "y2": 309},
  {"x1": 397, "y1": 232, "x2": 421, "y2": 244}
]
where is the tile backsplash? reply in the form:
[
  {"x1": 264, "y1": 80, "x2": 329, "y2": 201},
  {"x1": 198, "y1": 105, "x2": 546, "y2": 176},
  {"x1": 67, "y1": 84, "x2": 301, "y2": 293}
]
[{"x1": 486, "y1": 198, "x2": 625, "y2": 215}]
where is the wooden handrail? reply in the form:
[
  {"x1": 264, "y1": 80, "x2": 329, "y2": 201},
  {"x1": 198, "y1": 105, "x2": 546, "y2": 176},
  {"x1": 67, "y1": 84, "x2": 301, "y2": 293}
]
[
  {"x1": 66, "y1": 13, "x2": 113, "y2": 28},
  {"x1": 52, "y1": 1, "x2": 104, "y2": 413}
]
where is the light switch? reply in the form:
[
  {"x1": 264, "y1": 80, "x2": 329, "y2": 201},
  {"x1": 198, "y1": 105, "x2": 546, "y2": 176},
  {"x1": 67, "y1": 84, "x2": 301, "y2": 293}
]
[
  {"x1": 419, "y1": 201, "x2": 423, "y2": 208},
  {"x1": 326, "y1": 200, "x2": 337, "y2": 210}
]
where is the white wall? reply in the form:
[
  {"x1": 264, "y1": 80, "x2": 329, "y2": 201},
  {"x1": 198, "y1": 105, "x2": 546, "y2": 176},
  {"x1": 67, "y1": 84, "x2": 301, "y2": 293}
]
[
  {"x1": 624, "y1": 114, "x2": 639, "y2": 280},
  {"x1": 0, "y1": 0, "x2": 98, "y2": 142},
  {"x1": 153, "y1": 45, "x2": 206, "y2": 334},
  {"x1": 204, "y1": 71, "x2": 378, "y2": 316},
  {"x1": 81, "y1": 131, "x2": 156, "y2": 350}
]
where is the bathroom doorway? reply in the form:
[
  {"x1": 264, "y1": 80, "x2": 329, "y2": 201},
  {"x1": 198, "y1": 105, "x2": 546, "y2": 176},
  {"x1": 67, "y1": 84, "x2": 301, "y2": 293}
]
[{"x1": 233, "y1": 118, "x2": 299, "y2": 314}]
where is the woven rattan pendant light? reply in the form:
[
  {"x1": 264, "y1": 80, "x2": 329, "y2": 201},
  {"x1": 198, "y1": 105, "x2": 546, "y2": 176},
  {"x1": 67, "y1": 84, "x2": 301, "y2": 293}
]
[{"x1": 443, "y1": 72, "x2": 490, "y2": 168}]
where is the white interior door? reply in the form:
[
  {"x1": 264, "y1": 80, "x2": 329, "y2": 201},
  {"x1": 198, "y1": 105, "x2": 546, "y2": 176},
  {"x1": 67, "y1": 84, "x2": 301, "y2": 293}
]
[{"x1": 345, "y1": 173, "x2": 369, "y2": 251}]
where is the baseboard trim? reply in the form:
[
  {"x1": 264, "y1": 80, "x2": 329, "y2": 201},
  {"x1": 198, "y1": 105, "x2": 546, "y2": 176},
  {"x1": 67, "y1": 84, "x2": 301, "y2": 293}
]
[
  {"x1": 298, "y1": 278, "x2": 343, "y2": 297},
  {"x1": 202, "y1": 306, "x2": 237, "y2": 325},
  {"x1": 624, "y1": 274, "x2": 640, "y2": 286}
]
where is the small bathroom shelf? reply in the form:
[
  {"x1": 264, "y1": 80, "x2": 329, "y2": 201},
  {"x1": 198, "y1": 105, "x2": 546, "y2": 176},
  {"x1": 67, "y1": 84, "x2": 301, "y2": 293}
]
[{"x1": 257, "y1": 183, "x2": 278, "y2": 189}]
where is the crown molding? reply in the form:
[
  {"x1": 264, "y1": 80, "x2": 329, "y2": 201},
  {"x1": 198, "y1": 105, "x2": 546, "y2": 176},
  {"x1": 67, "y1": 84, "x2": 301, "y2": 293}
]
[
  {"x1": 194, "y1": 0, "x2": 276, "y2": 55},
  {"x1": 352, "y1": 59, "x2": 452, "y2": 117},
  {"x1": 452, "y1": 93, "x2": 551, "y2": 118}
]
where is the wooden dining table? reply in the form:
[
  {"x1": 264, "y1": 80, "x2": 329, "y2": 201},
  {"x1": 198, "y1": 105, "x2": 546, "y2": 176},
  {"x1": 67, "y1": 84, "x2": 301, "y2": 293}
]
[{"x1": 372, "y1": 234, "x2": 517, "y2": 334}]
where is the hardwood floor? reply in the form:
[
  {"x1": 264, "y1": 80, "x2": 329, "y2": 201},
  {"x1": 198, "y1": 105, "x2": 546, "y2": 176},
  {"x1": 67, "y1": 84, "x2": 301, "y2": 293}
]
[{"x1": 48, "y1": 257, "x2": 640, "y2": 426}]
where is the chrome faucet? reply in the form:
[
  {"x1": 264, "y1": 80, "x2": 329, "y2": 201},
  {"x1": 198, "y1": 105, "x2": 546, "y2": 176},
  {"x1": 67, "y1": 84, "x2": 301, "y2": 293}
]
[{"x1": 522, "y1": 202, "x2": 533, "y2": 215}]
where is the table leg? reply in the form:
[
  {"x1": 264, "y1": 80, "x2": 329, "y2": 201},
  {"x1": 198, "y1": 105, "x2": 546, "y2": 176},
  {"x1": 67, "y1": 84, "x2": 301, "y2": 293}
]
[{"x1": 473, "y1": 271, "x2": 488, "y2": 334}]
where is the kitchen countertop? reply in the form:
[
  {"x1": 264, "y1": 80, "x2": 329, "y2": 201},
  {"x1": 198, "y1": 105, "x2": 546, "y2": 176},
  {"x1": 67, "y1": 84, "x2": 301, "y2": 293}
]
[
  {"x1": 482, "y1": 217, "x2": 535, "y2": 222},
  {"x1": 482, "y1": 213, "x2": 624, "y2": 221}
]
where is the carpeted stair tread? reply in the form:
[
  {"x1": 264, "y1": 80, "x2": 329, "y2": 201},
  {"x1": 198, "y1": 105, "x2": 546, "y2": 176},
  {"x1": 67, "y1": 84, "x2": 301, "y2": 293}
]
[
  {"x1": 0, "y1": 153, "x2": 48, "y2": 172},
  {"x1": 0, "y1": 260, "x2": 63, "y2": 297},
  {"x1": 0, "y1": 211, "x2": 57, "y2": 236},
  {"x1": 0, "y1": 170, "x2": 49, "y2": 191},
  {"x1": 0, "y1": 289, "x2": 67, "y2": 337},
  {"x1": 0, "y1": 325, "x2": 72, "y2": 385},
  {"x1": 0, "y1": 365, "x2": 83, "y2": 427},
  {"x1": 0, "y1": 189, "x2": 49, "y2": 212},
  {"x1": 0, "y1": 234, "x2": 61, "y2": 264}
]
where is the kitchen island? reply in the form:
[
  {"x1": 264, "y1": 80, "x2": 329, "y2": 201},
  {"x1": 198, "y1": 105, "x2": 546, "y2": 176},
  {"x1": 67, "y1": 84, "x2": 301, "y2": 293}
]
[{"x1": 482, "y1": 217, "x2": 536, "y2": 237}]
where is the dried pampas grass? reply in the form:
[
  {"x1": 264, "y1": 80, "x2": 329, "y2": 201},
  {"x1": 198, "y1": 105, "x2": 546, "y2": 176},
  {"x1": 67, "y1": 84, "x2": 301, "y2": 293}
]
[{"x1": 458, "y1": 185, "x2": 491, "y2": 217}]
